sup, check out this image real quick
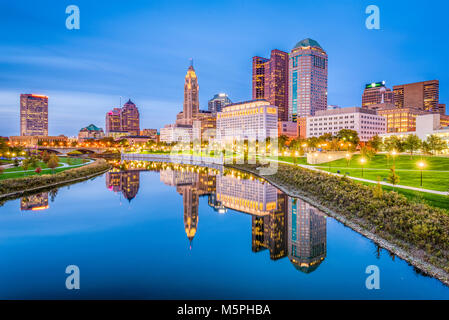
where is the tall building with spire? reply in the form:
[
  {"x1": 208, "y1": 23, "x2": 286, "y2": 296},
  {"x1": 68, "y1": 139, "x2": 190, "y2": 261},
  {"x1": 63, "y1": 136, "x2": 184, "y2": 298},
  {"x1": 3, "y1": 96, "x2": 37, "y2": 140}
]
[
  {"x1": 288, "y1": 38, "x2": 328, "y2": 121},
  {"x1": 177, "y1": 62, "x2": 199, "y2": 126}
]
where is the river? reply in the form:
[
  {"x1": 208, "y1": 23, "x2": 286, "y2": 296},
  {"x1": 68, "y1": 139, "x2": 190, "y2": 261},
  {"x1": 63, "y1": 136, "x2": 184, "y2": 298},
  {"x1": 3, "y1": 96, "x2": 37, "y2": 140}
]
[{"x1": 0, "y1": 161, "x2": 448, "y2": 299}]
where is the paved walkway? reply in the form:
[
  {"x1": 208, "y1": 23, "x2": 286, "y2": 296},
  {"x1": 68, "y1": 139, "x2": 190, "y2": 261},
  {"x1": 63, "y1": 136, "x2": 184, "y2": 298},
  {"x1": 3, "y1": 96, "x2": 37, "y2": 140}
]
[{"x1": 269, "y1": 159, "x2": 449, "y2": 196}]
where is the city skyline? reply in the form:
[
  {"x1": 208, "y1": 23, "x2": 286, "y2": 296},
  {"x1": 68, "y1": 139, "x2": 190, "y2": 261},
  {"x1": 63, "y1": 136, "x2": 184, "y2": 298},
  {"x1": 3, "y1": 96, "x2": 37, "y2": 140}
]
[{"x1": 1, "y1": 0, "x2": 448, "y2": 137}]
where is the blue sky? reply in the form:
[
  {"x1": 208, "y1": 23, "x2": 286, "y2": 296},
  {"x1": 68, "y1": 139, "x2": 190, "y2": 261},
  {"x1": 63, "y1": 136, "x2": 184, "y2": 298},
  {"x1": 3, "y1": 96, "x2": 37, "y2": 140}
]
[{"x1": 0, "y1": 0, "x2": 448, "y2": 136}]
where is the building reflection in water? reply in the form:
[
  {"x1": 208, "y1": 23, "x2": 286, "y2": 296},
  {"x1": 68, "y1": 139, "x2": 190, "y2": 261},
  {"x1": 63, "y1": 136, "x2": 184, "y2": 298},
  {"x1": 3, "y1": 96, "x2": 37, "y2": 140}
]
[
  {"x1": 106, "y1": 169, "x2": 140, "y2": 202},
  {"x1": 20, "y1": 192, "x2": 49, "y2": 211},
  {"x1": 288, "y1": 198, "x2": 327, "y2": 273},
  {"x1": 107, "y1": 161, "x2": 326, "y2": 273},
  {"x1": 160, "y1": 165, "x2": 216, "y2": 248}
]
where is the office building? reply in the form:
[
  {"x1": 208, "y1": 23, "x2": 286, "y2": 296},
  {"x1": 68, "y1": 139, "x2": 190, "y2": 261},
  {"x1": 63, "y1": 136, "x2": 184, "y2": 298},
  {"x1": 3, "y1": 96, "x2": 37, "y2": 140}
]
[
  {"x1": 377, "y1": 107, "x2": 427, "y2": 133},
  {"x1": 379, "y1": 113, "x2": 449, "y2": 153},
  {"x1": 208, "y1": 93, "x2": 232, "y2": 113},
  {"x1": 393, "y1": 80, "x2": 444, "y2": 114},
  {"x1": 177, "y1": 62, "x2": 199, "y2": 126},
  {"x1": 78, "y1": 124, "x2": 105, "y2": 141},
  {"x1": 105, "y1": 100, "x2": 140, "y2": 136},
  {"x1": 252, "y1": 49, "x2": 289, "y2": 121},
  {"x1": 216, "y1": 100, "x2": 278, "y2": 145},
  {"x1": 288, "y1": 38, "x2": 328, "y2": 121},
  {"x1": 20, "y1": 94, "x2": 48, "y2": 136},
  {"x1": 278, "y1": 121, "x2": 298, "y2": 138},
  {"x1": 362, "y1": 81, "x2": 393, "y2": 109},
  {"x1": 306, "y1": 107, "x2": 386, "y2": 141}
]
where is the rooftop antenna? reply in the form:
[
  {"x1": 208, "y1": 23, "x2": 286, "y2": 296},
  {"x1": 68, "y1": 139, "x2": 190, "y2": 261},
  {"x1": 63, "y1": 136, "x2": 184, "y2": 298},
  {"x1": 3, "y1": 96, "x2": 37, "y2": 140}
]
[
  {"x1": 189, "y1": 58, "x2": 193, "y2": 67},
  {"x1": 120, "y1": 96, "x2": 122, "y2": 107}
]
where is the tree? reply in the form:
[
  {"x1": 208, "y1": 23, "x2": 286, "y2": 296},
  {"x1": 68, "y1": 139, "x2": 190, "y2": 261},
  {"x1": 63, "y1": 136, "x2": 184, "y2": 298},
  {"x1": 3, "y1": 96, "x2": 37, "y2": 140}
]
[
  {"x1": 0, "y1": 137, "x2": 7, "y2": 153},
  {"x1": 403, "y1": 134, "x2": 421, "y2": 158},
  {"x1": 426, "y1": 134, "x2": 446, "y2": 155},
  {"x1": 42, "y1": 150, "x2": 51, "y2": 163},
  {"x1": 336, "y1": 129, "x2": 360, "y2": 146},
  {"x1": 47, "y1": 155, "x2": 59, "y2": 173},
  {"x1": 373, "y1": 176, "x2": 383, "y2": 199},
  {"x1": 360, "y1": 145, "x2": 375, "y2": 160},
  {"x1": 383, "y1": 136, "x2": 404, "y2": 153},
  {"x1": 0, "y1": 167, "x2": 3, "y2": 176},
  {"x1": 278, "y1": 135, "x2": 289, "y2": 152},
  {"x1": 21, "y1": 158, "x2": 29, "y2": 175},
  {"x1": 367, "y1": 135, "x2": 383, "y2": 153},
  {"x1": 388, "y1": 166, "x2": 400, "y2": 188}
]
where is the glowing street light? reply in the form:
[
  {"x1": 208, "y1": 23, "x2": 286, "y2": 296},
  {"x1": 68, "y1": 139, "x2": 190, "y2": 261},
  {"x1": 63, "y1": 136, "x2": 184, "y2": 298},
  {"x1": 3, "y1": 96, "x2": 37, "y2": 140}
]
[
  {"x1": 345, "y1": 153, "x2": 351, "y2": 167},
  {"x1": 417, "y1": 161, "x2": 426, "y2": 187},
  {"x1": 360, "y1": 157, "x2": 367, "y2": 177}
]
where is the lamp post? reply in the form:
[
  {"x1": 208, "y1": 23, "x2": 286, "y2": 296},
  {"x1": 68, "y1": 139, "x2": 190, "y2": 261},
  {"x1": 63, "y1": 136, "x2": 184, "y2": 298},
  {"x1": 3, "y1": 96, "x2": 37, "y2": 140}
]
[
  {"x1": 391, "y1": 150, "x2": 397, "y2": 166},
  {"x1": 360, "y1": 157, "x2": 366, "y2": 177},
  {"x1": 417, "y1": 161, "x2": 426, "y2": 187},
  {"x1": 345, "y1": 153, "x2": 351, "y2": 167}
]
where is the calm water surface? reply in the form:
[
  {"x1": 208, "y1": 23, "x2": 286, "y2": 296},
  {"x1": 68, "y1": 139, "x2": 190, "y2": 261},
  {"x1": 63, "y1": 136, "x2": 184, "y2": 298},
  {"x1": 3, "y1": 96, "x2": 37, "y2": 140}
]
[{"x1": 0, "y1": 162, "x2": 448, "y2": 299}]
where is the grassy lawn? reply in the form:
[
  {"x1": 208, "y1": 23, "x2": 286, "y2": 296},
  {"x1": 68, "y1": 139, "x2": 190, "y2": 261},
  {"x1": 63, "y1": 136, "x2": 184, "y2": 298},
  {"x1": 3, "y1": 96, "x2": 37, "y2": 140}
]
[
  {"x1": 0, "y1": 157, "x2": 87, "y2": 180},
  {"x1": 314, "y1": 154, "x2": 449, "y2": 192}
]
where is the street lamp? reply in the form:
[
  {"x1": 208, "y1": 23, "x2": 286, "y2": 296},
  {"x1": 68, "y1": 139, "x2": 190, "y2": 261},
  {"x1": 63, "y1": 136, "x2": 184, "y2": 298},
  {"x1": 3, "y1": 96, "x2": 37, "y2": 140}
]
[
  {"x1": 345, "y1": 153, "x2": 351, "y2": 167},
  {"x1": 360, "y1": 157, "x2": 366, "y2": 177},
  {"x1": 417, "y1": 161, "x2": 426, "y2": 187},
  {"x1": 391, "y1": 150, "x2": 397, "y2": 166}
]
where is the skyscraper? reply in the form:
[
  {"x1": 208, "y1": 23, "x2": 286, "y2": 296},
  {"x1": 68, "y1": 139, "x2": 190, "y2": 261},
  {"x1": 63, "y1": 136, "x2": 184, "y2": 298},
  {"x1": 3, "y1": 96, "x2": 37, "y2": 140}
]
[
  {"x1": 208, "y1": 93, "x2": 232, "y2": 113},
  {"x1": 20, "y1": 94, "x2": 48, "y2": 136},
  {"x1": 121, "y1": 99, "x2": 140, "y2": 135},
  {"x1": 288, "y1": 38, "x2": 328, "y2": 121},
  {"x1": 252, "y1": 50, "x2": 289, "y2": 121},
  {"x1": 393, "y1": 80, "x2": 444, "y2": 114},
  {"x1": 177, "y1": 62, "x2": 199, "y2": 126},
  {"x1": 105, "y1": 100, "x2": 140, "y2": 136},
  {"x1": 362, "y1": 81, "x2": 394, "y2": 109}
]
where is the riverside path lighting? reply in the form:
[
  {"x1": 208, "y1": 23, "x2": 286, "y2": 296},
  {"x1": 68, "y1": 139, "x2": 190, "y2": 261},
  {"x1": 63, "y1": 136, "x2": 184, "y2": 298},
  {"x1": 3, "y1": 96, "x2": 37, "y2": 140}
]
[
  {"x1": 360, "y1": 157, "x2": 366, "y2": 177},
  {"x1": 345, "y1": 153, "x2": 351, "y2": 167},
  {"x1": 417, "y1": 161, "x2": 426, "y2": 187},
  {"x1": 391, "y1": 150, "x2": 397, "y2": 166}
]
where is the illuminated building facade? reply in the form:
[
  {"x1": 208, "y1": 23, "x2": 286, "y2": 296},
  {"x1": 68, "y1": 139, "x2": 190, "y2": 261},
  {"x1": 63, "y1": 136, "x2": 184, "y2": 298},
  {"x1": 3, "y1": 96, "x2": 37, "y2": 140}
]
[
  {"x1": 208, "y1": 93, "x2": 232, "y2": 113},
  {"x1": 362, "y1": 81, "x2": 393, "y2": 109},
  {"x1": 377, "y1": 107, "x2": 427, "y2": 133},
  {"x1": 252, "y1": 50, "x2": 289, "y2": 121},
  {"x1": 380, "y1": 113, "x2": 449, "y2": 154},
  {"x1": 105, "y1": 100, "x2": 140, "y2": 136},
  {"x1": 288, "y1": 38, "x2": 328, "y2": 121},
  {"x1": 20, "y1": 94, "x2": 48, "y2": 136},
  {"x1": 216, "y1": 100, "x2": 278, "y2": 145},
  {"x1": 78, "y1": 124, "x2": 105, "y2": 142},
  {"x1": 278, "y1": 121, "x2": 298, "y2": 138},
  {"x1": 177, "y1": 63, "x2": 200, "y2": 126},
  {"x1": 306, "y1": 107, "x2": 386, "y2": 141},
  {"x1": 393, "y1": 80, "x2": 445, "y2": 114},
  {"x1": 288, "y1": 198, "x2": 326, "y2": 273}
]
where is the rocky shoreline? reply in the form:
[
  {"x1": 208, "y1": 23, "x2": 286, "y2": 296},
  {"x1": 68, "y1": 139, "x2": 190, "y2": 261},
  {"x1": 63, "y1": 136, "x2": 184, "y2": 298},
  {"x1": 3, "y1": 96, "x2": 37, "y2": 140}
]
[{"x1": 227, "y1": 164, "x2": 449, "y2": 287}]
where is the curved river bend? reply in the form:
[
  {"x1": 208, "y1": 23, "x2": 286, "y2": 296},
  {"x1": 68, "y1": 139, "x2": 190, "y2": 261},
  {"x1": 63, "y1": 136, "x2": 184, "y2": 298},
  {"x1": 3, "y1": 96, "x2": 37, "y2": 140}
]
[{"x1": 0, "y1": 161, "x2": 448, "y2": 299}]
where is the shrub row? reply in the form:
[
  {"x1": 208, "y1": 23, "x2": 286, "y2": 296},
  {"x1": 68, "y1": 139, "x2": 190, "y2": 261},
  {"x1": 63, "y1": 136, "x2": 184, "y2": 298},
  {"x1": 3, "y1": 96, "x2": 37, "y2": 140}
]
[
  {"x1": 0, "y1": 159, "x2": 110, "y2": 196},
  {"x1": 233, "y1": 163, "x2": 449, "y2": 271}
]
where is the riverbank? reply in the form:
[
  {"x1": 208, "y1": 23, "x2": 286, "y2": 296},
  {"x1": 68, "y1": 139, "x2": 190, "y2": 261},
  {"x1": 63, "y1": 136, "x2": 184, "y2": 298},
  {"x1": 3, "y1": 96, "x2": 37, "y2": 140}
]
[
  {"x1": 0, "y1": 159, "x2": 111, "y2": 200},
  {"x1": 227, "y1": 163, "x2": 449, "y2": 286}
]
